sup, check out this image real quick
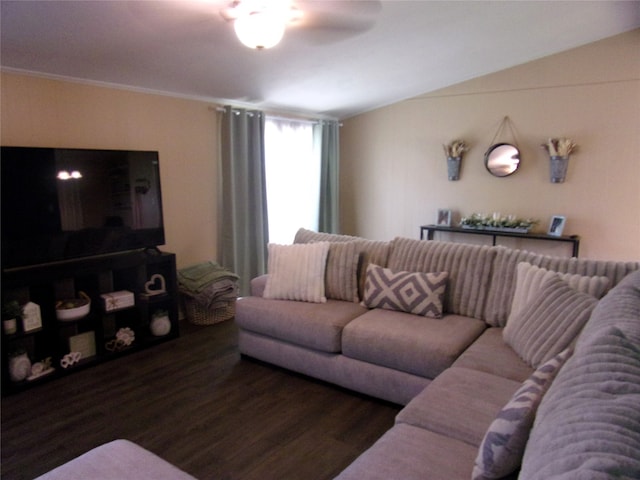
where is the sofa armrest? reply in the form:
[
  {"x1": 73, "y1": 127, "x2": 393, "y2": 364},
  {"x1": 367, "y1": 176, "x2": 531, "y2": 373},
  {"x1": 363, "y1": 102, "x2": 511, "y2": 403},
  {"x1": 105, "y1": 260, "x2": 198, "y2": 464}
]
[{"x1": 250, "y1": 274, "x2": 269, "y2": 297}]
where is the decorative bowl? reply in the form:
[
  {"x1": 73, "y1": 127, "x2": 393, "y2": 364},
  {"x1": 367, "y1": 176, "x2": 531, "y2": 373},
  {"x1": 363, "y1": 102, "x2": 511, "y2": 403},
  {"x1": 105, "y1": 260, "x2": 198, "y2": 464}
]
[{"x1": 56, "y1": 292, "x2": 91, "y2": 321}]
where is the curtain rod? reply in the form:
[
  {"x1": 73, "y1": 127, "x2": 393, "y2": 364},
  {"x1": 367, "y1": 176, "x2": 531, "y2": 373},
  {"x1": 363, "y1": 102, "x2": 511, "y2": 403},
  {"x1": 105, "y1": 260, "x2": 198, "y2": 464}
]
[{"x1": 212, "y1": 106, "x2": 341, "y2": 125}]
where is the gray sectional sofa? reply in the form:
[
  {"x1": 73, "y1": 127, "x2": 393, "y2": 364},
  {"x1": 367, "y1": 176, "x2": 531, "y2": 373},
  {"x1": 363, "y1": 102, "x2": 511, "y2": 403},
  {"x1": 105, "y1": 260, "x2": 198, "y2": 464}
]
[{"x1": 236, "y1": 228, "x2": 640, "y2": 479}]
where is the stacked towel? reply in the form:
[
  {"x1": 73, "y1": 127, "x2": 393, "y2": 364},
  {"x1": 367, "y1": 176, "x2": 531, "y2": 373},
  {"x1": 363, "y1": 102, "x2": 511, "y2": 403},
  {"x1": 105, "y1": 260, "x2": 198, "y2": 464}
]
[{"x1": 178, "y1": 262, "x2": 239, "y2": 309}]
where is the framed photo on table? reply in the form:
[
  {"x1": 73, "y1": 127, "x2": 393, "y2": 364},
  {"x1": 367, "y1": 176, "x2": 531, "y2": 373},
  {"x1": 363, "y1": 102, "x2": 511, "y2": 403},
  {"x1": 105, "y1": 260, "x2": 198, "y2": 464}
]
[
  {"x1": 436, "y1": 209, "x2": 452, "y2": 227},
  {"x1": 548, "y1": 215, "x2": 566, "y2": 236}
]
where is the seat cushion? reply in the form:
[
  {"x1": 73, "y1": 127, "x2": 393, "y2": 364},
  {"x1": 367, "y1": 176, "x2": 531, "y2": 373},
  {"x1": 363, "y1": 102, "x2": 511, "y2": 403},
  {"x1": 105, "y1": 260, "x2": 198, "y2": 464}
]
[
  {"x1": 342, "y1": 309, "x2": 486, "y2": 379},
  {"x1": 397, "y1": 367, "x2": 521, "y2": 447},
  {"x1": 334, "y1": 423, "x2": 478, "y2": 480},
  {"x1": 453, "y1": 328, "x2": 533, "y2": 382},
  {"x1": 235, "y1": 296, "x2": 367, "y2": 353}
]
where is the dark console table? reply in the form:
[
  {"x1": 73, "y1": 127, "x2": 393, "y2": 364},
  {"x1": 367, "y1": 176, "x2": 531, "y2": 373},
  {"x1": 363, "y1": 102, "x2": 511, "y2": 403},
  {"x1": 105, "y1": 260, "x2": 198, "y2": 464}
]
[{"x1": 420, "y1": 225, "x2": 580, "y2": 257}]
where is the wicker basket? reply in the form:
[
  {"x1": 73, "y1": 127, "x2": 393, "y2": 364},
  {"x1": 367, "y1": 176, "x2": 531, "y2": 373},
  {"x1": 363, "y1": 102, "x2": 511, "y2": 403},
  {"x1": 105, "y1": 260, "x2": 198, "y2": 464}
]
[{"x1": 182, "y1": 295, "x2": 236, "y2": 325}]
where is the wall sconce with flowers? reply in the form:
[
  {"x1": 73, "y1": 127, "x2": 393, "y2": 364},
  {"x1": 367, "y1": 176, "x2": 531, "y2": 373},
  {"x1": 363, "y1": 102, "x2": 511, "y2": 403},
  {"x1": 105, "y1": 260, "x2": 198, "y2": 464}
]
[
  {"x1": 443, "y1": 140, "x2": 469, "y2": 181},
  {"x1": 541, "y1": 137, "x2": 577, "y2": 183}
]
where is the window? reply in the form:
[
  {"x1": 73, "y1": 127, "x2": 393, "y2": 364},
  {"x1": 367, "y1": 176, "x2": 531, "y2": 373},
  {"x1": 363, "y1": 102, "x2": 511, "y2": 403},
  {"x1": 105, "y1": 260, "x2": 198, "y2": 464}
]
[{"x1": 264, "y1": 117, "x2": 320, "y2": 244}]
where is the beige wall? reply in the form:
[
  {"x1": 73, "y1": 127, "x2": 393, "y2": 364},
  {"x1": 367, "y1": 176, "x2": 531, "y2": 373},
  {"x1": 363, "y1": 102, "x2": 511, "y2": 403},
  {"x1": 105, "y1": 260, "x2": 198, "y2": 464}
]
[
  {"x1": 1, "y1": 73, "x2": 220, "y2": 268},
  {"x1": 340, "y1": 30, "x2": 640, "y2": 261},
  {"x1": 2, "y1": 30, "x2": 638, "y2": 266}
]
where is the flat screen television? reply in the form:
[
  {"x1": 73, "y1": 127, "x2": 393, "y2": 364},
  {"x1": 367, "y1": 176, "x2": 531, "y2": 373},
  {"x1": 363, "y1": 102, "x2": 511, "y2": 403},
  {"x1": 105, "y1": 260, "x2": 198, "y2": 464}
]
[{"x1": 2, "y1": 146, "x2": 166, "y2": 270}]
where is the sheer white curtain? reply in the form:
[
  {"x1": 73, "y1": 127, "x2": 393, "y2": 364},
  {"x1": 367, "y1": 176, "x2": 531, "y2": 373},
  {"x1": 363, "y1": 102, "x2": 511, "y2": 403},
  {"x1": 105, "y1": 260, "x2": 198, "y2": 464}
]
[{"x1": 265, "y1": 117, "x2": 321, "y2": 244}]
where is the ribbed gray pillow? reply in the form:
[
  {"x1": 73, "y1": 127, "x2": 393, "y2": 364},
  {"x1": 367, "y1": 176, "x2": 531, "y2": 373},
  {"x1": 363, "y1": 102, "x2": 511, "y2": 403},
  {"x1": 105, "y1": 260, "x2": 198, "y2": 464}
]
[
  {"x1": 504, "y1": 276, "x2": 598, "y2": 368},
  {"x1": 508, "y1": 262, "x2": 609, "y2": 321},
  {"x1": 325, "y1": 242, "x2": 362, "y2": 303}
]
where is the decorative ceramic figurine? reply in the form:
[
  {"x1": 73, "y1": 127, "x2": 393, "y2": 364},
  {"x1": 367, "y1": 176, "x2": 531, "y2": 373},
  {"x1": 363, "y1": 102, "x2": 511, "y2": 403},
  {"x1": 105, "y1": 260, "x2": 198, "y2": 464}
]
[{"x1": 150, "y1": 310, "x2": 171, "y2": 336}]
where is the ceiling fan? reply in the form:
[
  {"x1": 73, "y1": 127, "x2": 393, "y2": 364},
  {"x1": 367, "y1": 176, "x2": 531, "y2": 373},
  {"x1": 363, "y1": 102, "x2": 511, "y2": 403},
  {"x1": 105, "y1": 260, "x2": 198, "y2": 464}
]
[{"x1": 219, "y1": 0, "x2": 381, "y2": 49}]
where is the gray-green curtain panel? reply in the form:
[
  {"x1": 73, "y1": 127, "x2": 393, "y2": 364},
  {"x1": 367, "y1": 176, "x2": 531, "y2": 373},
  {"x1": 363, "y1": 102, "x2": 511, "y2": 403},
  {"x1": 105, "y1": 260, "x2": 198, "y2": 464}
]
[
  {"x1": 317, "y1": 120, "x2": 340, "y2": 233},
  {"x1": 219, "y1": 106, "x2": 269, "y2": 296}
]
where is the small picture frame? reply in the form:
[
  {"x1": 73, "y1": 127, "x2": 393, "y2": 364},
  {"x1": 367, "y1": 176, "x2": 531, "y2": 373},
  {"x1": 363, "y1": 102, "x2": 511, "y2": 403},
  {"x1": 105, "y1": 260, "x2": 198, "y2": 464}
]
[
  {"x1": 548, "y1": 215, "x2": 566, "y2": 237},
  {"x1": 436, "y1": 209, "x2": 452, "y2": 227}
]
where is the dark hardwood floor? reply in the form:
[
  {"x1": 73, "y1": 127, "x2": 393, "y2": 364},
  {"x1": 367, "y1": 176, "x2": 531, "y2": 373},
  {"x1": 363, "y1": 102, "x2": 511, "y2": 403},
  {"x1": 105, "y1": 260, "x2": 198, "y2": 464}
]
[{"x1": 1, "y1": 319, "x2": 400, "y2": 480}]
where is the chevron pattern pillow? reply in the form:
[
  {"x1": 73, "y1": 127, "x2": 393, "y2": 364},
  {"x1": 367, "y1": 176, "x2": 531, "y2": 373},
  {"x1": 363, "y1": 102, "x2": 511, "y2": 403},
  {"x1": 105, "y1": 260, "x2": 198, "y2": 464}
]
[
  {"x1": 362, "y1": 264, "x2": 448, "y2": 318},
  {"x1": 472, "y1": 348, "x2": 573, "y2": 480}
]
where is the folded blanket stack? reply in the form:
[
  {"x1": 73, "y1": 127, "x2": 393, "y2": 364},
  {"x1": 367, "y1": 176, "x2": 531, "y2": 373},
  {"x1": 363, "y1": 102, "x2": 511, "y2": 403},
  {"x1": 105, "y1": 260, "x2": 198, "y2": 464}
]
[{"x1": 178, "y1": 261, "x2": 239, "y2": 309}]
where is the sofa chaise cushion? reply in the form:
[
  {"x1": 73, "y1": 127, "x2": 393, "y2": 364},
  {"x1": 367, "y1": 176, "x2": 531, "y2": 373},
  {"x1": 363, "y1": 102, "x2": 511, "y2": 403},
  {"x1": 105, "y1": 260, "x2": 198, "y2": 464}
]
[
  {"x1": 396, "y1": 367, "x2": 521, "y2": 447},
  {"x1": 235, "y1": 297, "x2": 367, "y2": 353},
  {"x1": 342, "y1": 309, "x2": 486, "y2": 379},
  {"x1": 34, "y1": 439, "x2": 196, "y2": 480},
  {"x1": 334, "y1": 423, "x2": 479, "y2": 480}
]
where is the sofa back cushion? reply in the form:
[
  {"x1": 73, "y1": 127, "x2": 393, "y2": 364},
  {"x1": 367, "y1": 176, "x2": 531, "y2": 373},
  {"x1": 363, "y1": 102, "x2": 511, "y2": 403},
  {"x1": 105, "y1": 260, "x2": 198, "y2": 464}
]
[
  {"x1": 484, "y1": 246, "x2": 640, "y2": 327},
  {"x1": 387, "y1": 238, "x2": 496, "y2": 319},
  {"x1": 519, "y1": 271, "x2": 640, "y2": 479},
  {"x1": 294, "y1": 227, "x2": 359, "y2": 244}
]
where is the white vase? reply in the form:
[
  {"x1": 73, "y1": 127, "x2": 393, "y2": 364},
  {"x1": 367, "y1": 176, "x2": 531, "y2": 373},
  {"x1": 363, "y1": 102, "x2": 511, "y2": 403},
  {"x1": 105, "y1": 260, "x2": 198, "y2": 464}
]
[
  {"x1": 9, "y1": 352, "x2": 31, "y2": 382},
  {"x1": 150, "y1": 315, "x2": 171, "y2": 336}
]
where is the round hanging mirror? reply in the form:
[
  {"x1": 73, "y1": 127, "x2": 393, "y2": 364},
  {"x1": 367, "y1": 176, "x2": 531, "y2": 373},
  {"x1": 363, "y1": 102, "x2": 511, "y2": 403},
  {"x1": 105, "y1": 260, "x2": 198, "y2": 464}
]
[{"x1": 484, "y1": 143, "x2": 520, "y2": 177}]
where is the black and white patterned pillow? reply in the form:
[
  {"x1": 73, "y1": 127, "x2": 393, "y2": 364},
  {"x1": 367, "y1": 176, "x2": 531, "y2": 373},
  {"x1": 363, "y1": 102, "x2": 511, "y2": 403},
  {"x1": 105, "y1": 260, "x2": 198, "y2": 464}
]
[
  {"x1": 362, "y1": 264, "x2": 448, "y2": 318},
  {"x1": 472, "y1": 348, "x2": 573, "y2": 480}
]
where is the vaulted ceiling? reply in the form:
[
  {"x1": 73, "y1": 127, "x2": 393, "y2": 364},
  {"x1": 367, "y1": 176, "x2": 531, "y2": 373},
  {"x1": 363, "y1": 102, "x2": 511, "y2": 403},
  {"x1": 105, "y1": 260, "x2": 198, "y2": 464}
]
[{"x1": 1, "y1": 1, "x2": 638, "y2": 119}]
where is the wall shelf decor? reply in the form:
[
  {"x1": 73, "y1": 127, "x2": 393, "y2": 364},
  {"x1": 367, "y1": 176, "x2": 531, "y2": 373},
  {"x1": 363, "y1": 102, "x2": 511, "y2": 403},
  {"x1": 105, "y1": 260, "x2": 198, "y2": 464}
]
[
  {"x1": 484, "y1": 116, "x2": 521, "y2": 177},
  {"x1": 420, "y1": 224, "x2": 580, "y2": 257},
  {"x1": 1, "y1": 250, "x2": 180, "y2": 395},
  {"x1": 542, "y1": 137, "x2": 578, "y2": 183},
  {"x1": 443, "y1": 140, "x2": 469, "y2": 181}
]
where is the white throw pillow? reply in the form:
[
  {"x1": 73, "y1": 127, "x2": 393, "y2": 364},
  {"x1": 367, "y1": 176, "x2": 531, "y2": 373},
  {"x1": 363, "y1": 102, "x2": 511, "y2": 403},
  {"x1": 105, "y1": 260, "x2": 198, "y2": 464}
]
[
  {"x1": 509, "y1": 262, "x2": 609, "y2": 321},
  {"x1": 263, "y1": 242, "x2": 330, "y2": 303}
]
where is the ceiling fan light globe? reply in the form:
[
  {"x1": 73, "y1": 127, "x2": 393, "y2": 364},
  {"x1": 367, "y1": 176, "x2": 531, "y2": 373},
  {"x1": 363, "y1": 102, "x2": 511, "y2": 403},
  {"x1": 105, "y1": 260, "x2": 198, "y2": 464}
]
[{"x1": 234, "y1": 12, "x2": 285, "y2": 49}]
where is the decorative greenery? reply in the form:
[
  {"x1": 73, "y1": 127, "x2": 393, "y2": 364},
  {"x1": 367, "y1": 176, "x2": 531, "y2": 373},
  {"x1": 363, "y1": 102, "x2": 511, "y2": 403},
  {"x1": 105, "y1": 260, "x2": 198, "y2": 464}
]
[
  {"x1": 2, "y1": 300, "x2": 22, "y2": 320},
  {"x1": 541, "y1": 137, "x2": 577, "y2": 157},
  {"x1": 460, "y1": 213, "x2": 538, "y2": 230},
  {"x1": 443, "y1": 139, "x2": 469, "y2": 158}
]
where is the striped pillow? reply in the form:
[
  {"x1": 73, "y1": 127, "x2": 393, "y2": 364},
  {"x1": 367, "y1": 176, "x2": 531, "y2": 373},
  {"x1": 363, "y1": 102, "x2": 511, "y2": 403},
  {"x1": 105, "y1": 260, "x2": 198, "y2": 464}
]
[
  {"x1": 504, "y1": 276, "x2": 598, "y2": 367},
  {"x1": 325, "y1": 242, "x2": 362, "y2": 303},
  {"x1": 263, "y1": 242, "x2": 330, "y2": 303},
  {"x1": 362, "y1": 264, "x2": 448, "y2": 318},
  {"x1": 509, "y1": 262, "x2": 609, "y2": 320},
  {"x1": 472, "y1": 348, "x2": 573, "y2": 480}
]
